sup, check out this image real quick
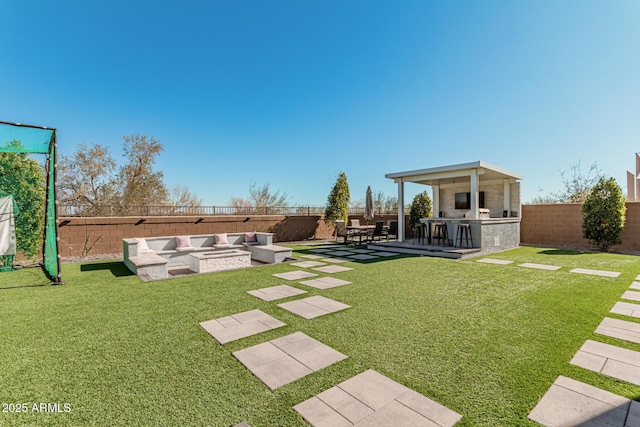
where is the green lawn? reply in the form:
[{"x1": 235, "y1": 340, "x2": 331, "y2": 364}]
[{"x1": 1, "y1": 246, "x2": 640, "y2": 426}]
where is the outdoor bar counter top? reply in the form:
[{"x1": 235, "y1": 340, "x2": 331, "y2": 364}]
[{"x1": 419, "y1": 216, "x2": 521, "y2": 252}]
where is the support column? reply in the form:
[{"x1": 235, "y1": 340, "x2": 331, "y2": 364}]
[
  {"x1": 470, "y1": 169, "x2": 479, "y2": 219},
  {"x1": 397, "y1": 179, "x2": 405, "y2": 242},
  {"x1": 432, "y1": 185, "x2": 439, "y2": 218},
  {"x1": 503, "y1": 179, "x2": 511, "y2": 216}
]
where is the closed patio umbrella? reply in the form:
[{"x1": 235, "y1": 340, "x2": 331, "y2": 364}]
[{"x1": 364, "y1": 186, "x2": 374, "y2": 224}]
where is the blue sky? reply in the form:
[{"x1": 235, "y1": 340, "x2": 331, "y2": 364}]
[{"x1": 1, "y1": 0, "x2": 639, "y2": 206}]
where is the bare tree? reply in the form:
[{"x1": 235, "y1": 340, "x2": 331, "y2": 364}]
[
  {"x1": 552, "y1": 161, "x2": 602, "y2": 203},
  {"x1": 248, "y1": 182, "x2": 289, "y2": 209},
  {"x1": 528, "y1": 161, "x2": 603, "y2": 204},
  {"x1": 230, "y1": 196, "x2": 253, "y2": 214},
  {"x1": 117, "y1": 134, "x2": 168, "y2": 209},
  {"x1": 58, "y1": 143, "x2": 117, "y2": 215},
  {"x1": 163, "y1": 184, "x2": 203, "y2": 214}
]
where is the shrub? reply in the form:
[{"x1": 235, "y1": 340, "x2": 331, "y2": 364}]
[
  {"x1": 324, "y1": 172, "x2": 350, "y2": 225},
  {"x1": 409, "y1": 191, "x2": 432, "y2": 230},
  {"x1": 582, "y1": 177, "x2": 626, "y2": 251}
]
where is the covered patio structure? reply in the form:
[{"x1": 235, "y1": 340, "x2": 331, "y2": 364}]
[{"x1": 382, "y1": 161, "x2": 523, "y2": 257}]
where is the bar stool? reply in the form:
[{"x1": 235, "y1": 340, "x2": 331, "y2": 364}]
[
  {"x1": 455, "y1": 223, "x2": 474, "y2": 248},
  {"x1": 432, "y1": 222, "x2": 448, "y2": 246},
  {"x1": 413, "y1": 223, "x2": 425, "y2": 245}
]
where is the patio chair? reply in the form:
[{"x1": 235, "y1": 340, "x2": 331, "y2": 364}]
[
  {"x1": 335, "y1": 220, "x2": 356, "y2": 244},
  {"x1": 386, "y1": 221, "x2": 398, "y2": 240},
  {"x1": 370, "y1": 221, "x2": 385, "y2": 241}
]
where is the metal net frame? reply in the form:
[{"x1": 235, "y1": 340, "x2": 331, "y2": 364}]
[{"x1": 0, "y1": 121, "x2": 62, "y2": 283}]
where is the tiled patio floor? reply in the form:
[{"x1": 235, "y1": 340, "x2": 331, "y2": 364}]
[
  {"x1": 294, "y1": 369, "x2": 462, "y2": 426},
  {"x1": 247, "y1": 284, "x2": 307, "y2": 302},
  {"x1": 348, "y1": 254, "x2": 378, "y2": 260},
  {"x1": 278, "y1": 296, "x2": 351, "y2": 319},
  {"x1": 232, "y1": 332, "x2": 347, "y2": 390},
  {"x1": 528, "y1": 375, "x2": 639, "y2": 427},
  {"x1": 325, "y1": 250, "x2": 356, "y2": 257},
  {"x1": 200, "y1": 309, "x2": 286, "y2": 344},
  {"x1": 371, "y1": 251, "x2": 401, "y2": 257}
]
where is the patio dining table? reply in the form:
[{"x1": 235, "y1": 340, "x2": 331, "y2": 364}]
[{"x1": 346, "y1": 225, "x2": 376, "y2": 243}]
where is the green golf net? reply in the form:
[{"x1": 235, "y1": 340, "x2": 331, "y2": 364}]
[{"x1": 0, "y1": 122, "x2": 61, "y2": 283}]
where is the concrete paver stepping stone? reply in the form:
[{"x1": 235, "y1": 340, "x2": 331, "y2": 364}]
[
  {"x1": 273, "y1": 270, "x2": 319, "y2": 281},
  {"x1": 312, "y1": 265, "x2": 353, "y2": 274},
  {"x1": 350, "y1": 249, "x2": 374, "y2": 253},
  {"x1": 518, "y1": 262, "x2": 561, "y2": 271},
  {"x1": 300, "y1": 254, "x2": 325, "y2": 259},
  {"x1": 292, "y1": 261, "x2": 327, "y2": 268},
  {"x1": 247, "y1": 285, "x2": 307, "y2": 302},
  {"x1": 294, "y1": 369, "x2": 462, "y2": 426},
  {"x1": 611, "y1": 301, "x2": 640, "y2": 318},
  {"x1": 571, "y1": 339, "x2": 640, "y2": 386},
  {"x1": 528, "y1": 375, "x2": 636, "y2": 427},
  {"x1": 309, "y1": 248, "x2": 338, "y2": 253},
  {"x1": 278, "y1": 296, "x2": 351, "y2": 319},
  {"x1": 630, "y1": 281, "x2": 640, "y2": 290},
  {"x1": 596, "y1": 317, "x2": 640, "y2": 344},
  {"x1": 477, "y1": 258, "x2": 514, "y2": 265},
  {"x1": 622, "y1": 290, "x2": 640, "y2": 302},
  {"x1": 233, "y1": 332, "x2": 347, "y2": 390},
  {"x1": 200, "y1": 309, "x2": 286, "y2": 344},
  {"x1": 635, "y1": 274, "x2": 640, "y2": 281},
  {"x1": 326, "y1": 250, "x2": 357, "y2": 256},
  {"x1": 569, "y1": 268, "x2": 621, "y2": 278},
  {"x1": 348, "y1": 254, "x2": 378, "y2": 260},
  {"x1": 322, "y1": 257, "x2": 350, "y2": 263},
  {"x1": 299, "y1": 277, "x2": 353, "y2": 290},
  {"x1": 370, "y1": 251, "x2": 400, "y2": 257}
]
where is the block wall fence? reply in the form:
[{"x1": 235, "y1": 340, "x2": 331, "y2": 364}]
[
  {"x1": 520, "y1": 202, "x2": 640, "y2": 252},
  {"x1": 56, "y1": 203, "x2": 640, "y2": 258},
  {"x1": 57, "y1": 214, "x2": 407, "y2": 258}
]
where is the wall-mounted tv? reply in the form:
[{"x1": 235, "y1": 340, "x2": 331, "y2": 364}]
[{"x1": 455, "y1": 192, "x2": 485, "y2": 209}]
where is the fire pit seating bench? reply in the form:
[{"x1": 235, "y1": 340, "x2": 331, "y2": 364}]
[{"x1": 123, "y1": 232, "x2": 291, "y2": 279}]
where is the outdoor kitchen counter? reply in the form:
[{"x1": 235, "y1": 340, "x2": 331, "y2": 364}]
[{"x1": 419, "y1": 217, "x2": 521, "y2": 250}]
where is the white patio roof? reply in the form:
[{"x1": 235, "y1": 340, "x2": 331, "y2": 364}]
[{"x1": 385, "y1": 160, "x2": 523, "y2": 186}]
